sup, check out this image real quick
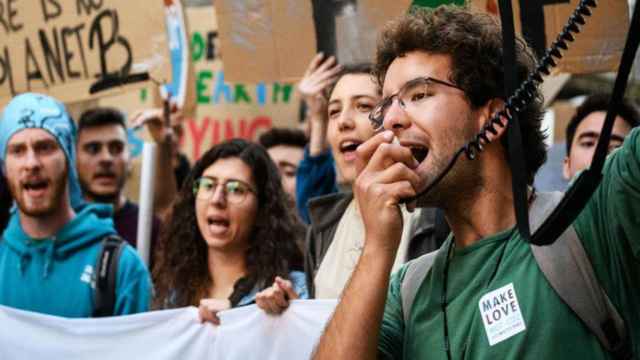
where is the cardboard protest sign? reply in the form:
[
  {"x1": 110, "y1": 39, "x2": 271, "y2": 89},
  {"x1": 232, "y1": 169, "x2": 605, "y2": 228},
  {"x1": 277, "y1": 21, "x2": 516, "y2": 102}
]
[
  {"x1": 214, "y1": 0, "x2": 317, "y2": 83},
  {"x1": 0, "y1": 0, "x2": 170, "y2": 107},
  {"x1": 469, "y1": 0, "x2": 629, "y2": 74},
  {"x1": 92, "y1": 5, "x2": 300, "y2": 160},
  {"x1": 334, "y1": 0, "x2": 412, "y2": 65},
  {"x1": 180, "y1": 5, "x2": 301, "y2": 160},
  {"x1": 215, "y1": 0, "x2": 412, "y2": 83},
  {"x1": 97, "y1": 5, "x2": 301, "y2": 201}
]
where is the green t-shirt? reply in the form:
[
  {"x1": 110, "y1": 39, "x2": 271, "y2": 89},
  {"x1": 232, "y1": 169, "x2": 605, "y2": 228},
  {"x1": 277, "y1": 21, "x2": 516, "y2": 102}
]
[{"x1": 379, "y1": 128, "x2": 640, "y2": 360}]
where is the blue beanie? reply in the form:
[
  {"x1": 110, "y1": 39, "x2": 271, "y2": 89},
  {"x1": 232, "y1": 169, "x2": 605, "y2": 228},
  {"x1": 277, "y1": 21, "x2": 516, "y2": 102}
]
[{"x1": 0, "y1": 93, "x2": 84, "y2": 210}]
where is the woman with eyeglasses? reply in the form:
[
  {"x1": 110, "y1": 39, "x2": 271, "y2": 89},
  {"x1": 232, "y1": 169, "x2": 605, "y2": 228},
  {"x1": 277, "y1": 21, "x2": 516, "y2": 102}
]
[{"x1": 152, "y1": 139, "x2": 307, "y2": 323}]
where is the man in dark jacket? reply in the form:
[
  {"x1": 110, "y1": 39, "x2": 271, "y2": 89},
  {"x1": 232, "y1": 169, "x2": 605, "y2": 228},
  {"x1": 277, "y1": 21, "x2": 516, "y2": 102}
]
[{"x1": 76, "y1": 107, "x2": 161, "y2": 252}]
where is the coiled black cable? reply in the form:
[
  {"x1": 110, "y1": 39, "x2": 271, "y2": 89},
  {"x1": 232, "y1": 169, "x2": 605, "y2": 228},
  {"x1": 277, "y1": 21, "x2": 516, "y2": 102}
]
[{"x1": 403, "y1": 0, "x2": 597, "y2": 204}]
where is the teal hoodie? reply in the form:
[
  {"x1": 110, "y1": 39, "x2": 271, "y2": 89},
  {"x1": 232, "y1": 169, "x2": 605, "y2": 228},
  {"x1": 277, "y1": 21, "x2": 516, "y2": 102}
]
[{"x1": 0, "y1": 204, "x2": 152, "y2": 317}]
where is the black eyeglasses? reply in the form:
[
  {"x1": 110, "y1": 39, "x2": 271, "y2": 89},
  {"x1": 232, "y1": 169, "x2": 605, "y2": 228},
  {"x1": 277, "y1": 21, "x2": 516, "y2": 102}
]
[
  {"x1": 193, "y1": 177, "x2": 256, "y2": 204},
  {"x1": 368, "y1": 77, "x2": 464, "y2": 130}
]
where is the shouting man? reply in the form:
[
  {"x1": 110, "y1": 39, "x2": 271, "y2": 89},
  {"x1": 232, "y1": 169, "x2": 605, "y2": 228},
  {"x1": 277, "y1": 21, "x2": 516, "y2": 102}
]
[
  {"x1": 0, "y1": 94, "x2": 151, "y2": 317},
  {"x1": 313, "y1": 6, "x2": 639, "y2": 360}
]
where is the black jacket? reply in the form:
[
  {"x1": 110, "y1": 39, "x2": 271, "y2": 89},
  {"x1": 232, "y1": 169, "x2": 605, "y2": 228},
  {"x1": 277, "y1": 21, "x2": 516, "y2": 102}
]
[{"x1": 304, "y1": 191, "x2": 449, "y2": 297}]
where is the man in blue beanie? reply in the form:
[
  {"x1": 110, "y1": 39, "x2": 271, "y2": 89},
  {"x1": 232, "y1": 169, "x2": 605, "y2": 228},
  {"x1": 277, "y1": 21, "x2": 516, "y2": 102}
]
[{"x1": 0, "y1": 93, "x2": 151, "y2": 317}]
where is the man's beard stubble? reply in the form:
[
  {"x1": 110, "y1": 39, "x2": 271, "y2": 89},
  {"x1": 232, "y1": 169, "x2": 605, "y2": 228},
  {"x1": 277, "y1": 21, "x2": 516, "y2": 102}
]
[
  {"x1": 80, "y1": 180, "x2": 122, "y2": 205},
  {"x1": 415, "y1": 117, "x2": 484, "y2": 209},
  {"x1": 12, "y1": 173, "x2": 69, "y2": 218},
  {"x1": 79, "y1": 166, "x2": 127, "y2": 206}
]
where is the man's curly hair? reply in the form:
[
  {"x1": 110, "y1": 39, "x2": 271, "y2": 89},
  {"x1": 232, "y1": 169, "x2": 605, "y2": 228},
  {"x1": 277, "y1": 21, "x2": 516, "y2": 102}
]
[
  {"x1": 152, "y1": 139, "x2": 304, "y2": 308},
  {"x1": 374, "y1": 5, "x2": 547, "y2": 184}
]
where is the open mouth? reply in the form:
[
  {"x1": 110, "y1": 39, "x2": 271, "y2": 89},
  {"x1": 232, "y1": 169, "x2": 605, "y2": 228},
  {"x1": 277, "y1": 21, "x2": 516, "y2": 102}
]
[
  {"x1": 410, "y1": 145, "x2": 429, "y2": 163},
  {"x1": 94, "y1": 172, "x2": 116, "y2": 180},
  {"x1": 207, "y1": 218, "x2": 230, "y2": 226},
  {"x1": 340, "y1": 141, "x2": 361, "y2": 154},
  {"x1": 207, "y1": 216, "x2": 230, "y2": 235},
  {"x1": 339, "y1": 140, "x2": 362, "y2": 162},
  {"x1": 23, "y1": 179, "x2": 49, "y2": 195}
]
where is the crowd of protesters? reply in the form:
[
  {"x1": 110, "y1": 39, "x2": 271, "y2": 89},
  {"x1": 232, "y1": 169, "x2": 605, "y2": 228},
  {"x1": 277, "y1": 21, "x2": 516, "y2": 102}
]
[{"x1": 0, "y1": 3, "x2": 639, "y2": 359}]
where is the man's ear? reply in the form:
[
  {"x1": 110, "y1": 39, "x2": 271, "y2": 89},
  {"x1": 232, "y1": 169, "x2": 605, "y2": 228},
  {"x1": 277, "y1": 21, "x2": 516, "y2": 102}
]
[
  {"x1": 476, "y1": 98, "x2": 508, "y2": 143},
  {"x1": 562, "y1": 156, "x2": 572, "y2": 180}
]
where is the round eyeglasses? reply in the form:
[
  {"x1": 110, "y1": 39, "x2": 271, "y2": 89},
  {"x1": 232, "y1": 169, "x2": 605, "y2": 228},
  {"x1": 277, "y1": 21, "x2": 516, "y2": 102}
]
[
  {"x1": 368, "y1": 76, "x2": 464, "y2": 130},
  {"x1": 193, "y1": 177, "x2": 256, "y2": 204}
]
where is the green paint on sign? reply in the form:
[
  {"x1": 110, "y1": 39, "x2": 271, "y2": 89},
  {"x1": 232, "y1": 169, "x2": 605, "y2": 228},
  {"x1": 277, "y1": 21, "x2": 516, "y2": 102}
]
[
  {"x1": 192, "y1": 32, "x2": 205, "y2": 62},
  {"x1": 234, "y1": 84, "x2": 251, "y2": 103},
  {"x1": 197, "y1": 70, "x2": 213, "y2": 104},
  {"x1": 412, "y1": 0, "x2": 464, "y2": 7},
  {"x1": 272, "y1": 83, "x2": 293, "y2": 104}
]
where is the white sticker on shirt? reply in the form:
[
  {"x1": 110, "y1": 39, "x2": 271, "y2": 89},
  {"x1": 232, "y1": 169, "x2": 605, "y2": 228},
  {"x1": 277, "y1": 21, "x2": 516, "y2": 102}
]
[{"x1": 478, "y1": 283, "x2": 526, "y2": 346}]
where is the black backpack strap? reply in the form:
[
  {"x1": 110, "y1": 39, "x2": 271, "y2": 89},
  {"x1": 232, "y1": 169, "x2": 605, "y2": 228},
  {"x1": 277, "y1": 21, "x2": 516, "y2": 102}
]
[
  {"x1": 530, "y1": 192, "x2": 631, "y2": 360},
  {"x1": 93, "y1": 234, "x2": 126, "y2": 317}
]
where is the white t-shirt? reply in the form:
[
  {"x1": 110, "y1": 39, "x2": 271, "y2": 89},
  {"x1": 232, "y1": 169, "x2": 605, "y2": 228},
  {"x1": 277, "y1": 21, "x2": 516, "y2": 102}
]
[{"x1": 314, "y1": 200, "x2": 413, "y2": 299}]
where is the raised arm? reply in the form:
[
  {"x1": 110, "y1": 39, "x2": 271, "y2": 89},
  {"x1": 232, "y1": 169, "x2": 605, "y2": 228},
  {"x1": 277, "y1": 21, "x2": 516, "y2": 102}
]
[
  {"x1": 298, "y1": 53, "x2": 341, "y2": 156},
  {"x1": 312, "y1": 131, "x2": 420, "y2": 360},
  {"x1": 129, "y1": 107, "x2": 180, "y2": 222}
]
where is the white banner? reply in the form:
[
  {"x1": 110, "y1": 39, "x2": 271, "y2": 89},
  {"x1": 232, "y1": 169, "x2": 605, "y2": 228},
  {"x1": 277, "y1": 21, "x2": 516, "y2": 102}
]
[{"x1": 0, "y1": 300, "x2": 337, "y2": 359}]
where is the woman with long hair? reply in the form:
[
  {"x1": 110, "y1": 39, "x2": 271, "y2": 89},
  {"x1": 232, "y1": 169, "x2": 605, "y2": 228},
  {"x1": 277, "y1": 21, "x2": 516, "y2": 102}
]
[{"x1": 152, "y1": 139, "x2": 307, "y2": 322}]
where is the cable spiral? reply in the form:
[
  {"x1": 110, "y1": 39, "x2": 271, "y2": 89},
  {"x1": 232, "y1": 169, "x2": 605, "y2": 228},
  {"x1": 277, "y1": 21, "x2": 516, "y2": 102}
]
[
  {"x1": 403, "y1": 0, "x2": 597, "y2": 203},
  {"x1": 461, "y1": 0, "x2": 597, "y2": 161}
]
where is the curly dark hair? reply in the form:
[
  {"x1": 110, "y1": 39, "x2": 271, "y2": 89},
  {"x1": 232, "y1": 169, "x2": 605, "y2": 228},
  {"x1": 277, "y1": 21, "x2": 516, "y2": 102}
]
[
  {"x1": 566, "y1": 93, "x2": 640, "y2": 155},
  {"x1": 152, "y1": 139, "x2": 304, "y2": 308},
  {"x1": 374, "y1": 5, "x2": 546, "y2": 185}
]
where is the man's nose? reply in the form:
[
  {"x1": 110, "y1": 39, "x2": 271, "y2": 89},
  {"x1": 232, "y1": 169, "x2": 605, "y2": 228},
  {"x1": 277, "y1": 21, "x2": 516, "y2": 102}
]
[
  {"x1": 383, "y1": 99, "x2": 411, "y2": 133},
  {"x1": 24, "y1": 148, "x2": 42, "y2": 169},
  {"x1": 97, "y1": 147, "x2": 114, "y2": 163}
]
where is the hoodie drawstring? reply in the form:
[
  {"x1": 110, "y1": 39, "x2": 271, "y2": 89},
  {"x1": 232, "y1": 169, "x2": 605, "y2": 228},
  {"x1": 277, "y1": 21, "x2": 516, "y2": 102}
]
[
  {"x1": 43, "y1": 238, "x2": 56, "y2": 278},
  {"x1": 18, "y1": 254, "x2": 30, "y2": 275}
]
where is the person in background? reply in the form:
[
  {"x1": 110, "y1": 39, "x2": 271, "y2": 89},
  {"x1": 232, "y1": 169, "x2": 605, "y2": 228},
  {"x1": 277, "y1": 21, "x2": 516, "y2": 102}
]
[
  {"x1": 258, "y1": 127, "x2": 308, "y2": 208},
  {"x1": 0, "y1": 93, "x2": 151, "y2": 317},
  {"x1": 295, "y1": 54, "x2": 343, "y2": 224},
  {"x1": 245, "y1": 62, "x2": 446, "y2": 312},
  {"x1": 76, "y1": 107, "x2": 161, "y2": 251},
  {"x1": 563, "y1": 93, "x2": 639, "y2": 180},
  {"x1": 307, "y1": 61, "x2": 449, "y2": 300},
  {"x1": 152, "y1": 139, "x2": 307, "y2": 323}
]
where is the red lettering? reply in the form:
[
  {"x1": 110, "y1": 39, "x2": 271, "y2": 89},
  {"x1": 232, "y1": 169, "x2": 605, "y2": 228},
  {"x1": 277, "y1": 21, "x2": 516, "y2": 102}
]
[
  {"x1": 184, "y1": 115, "x2": 274, "y2": 160},
  {"x1": 248, "y1": 116, "x2": 272, "y2": 139},
  {"x1": 239, "y1": 118, "x2": 249, "y2": 139},
  {"x1": 187, "y1": 117, "x2": 210, "y2": 159},
  {"x1": 223, "y1": 118, "x2": 251, "y2": 140},
  {"x1": 224, "y1": 118, "x2": 235, "y2": 140},
  {"x1": 210, "y1": 118, "x2": 220, "y2": 145}
]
